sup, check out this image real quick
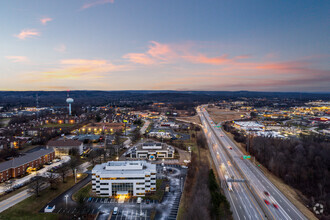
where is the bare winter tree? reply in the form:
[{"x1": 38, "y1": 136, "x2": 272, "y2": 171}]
[
  {"x1": 29, "y1": 175, "x2": 45, "y2": 197},
  {"x1": 58, "y1": 164, "x2": 70, "y2": 183},
  {"x1": 45, "y1": 171, "x2": 59, "y2": 189}
]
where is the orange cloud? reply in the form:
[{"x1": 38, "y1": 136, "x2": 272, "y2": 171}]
[
  {"x1": 123, "y1": 53, "x2": 155, "y2": 65},
  {"x1": 14, "y1": 29, "x2": 40, "y2": 40},
  {"x1": 147, "y1": 41, "x2": 173, "y2": 60},
  {"x1": 81, "y1": 0, "x2": 114, "y2": 10},
  {"x1": 40, "y1": 17, "x2": 52, "y2": 25},
  {"x1": 124, "y1": 41, "x2": 251, "y2": 66},
  {"x1": 182, "y1": 54, "x2": 231, "y2": 65},
  {"x1": 24, "y1": 59, "x2": 126, "y2": 84},
  {"x1": 5, "y1": 56, "x2": 28, "y2": 63}
]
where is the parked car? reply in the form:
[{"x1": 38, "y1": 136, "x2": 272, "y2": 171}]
[{"x1": 113, "y1": 207, "x2": 118, "y2": 215}]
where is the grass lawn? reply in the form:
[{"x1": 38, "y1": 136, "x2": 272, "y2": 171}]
[
  {"x1": 72, "y1": 183, "x2": 92, "y2": 201},
  {"x1": 145, "y1": 179, "x2": 164, "y2": 202},
  {"x1": 0, "y1": 174, "x2": 87, "y2": 220}
]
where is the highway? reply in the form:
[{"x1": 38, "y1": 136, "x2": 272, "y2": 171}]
[
  {"x1": 199, "y1": 107, "x2": 265, "y2": 220},
  {"x1": 198, "y1": 106, "x2": 307, "y2": 220}
]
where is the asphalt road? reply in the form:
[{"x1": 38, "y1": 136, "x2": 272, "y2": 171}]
[
  {"x1": 198, "y1": 108, "x2": 265, "y2": 220},
  {"x1": 198, "y1": 106, "x2": 307, "y2": 220}
]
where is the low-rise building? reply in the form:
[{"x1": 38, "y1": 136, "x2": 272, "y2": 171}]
[
  {"x1": 148, "y1": 128, "x2": 173, "y2": 139},
  {"x1": 233, "y1": 121, "x2": 264, "y2": 131},
  {"x1": 0, "y1": 148, "x2": 55, "y2": 182},
  {"x1": 128, "y1": 141, "x2": 175, "y2": 160},
  {"x1": 47, "y1": 139, "x2": 83, "y2": 156},
  {"x1": 92, "y1": 160, "x2": 156, "y2": 197},
  {"x1": 79, "y1": 122, "x2": 125, "y2": 134}
]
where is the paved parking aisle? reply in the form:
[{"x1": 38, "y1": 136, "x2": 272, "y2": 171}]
[{"x1": 110, "y1": 209, "x2": 149, "y2": 220}]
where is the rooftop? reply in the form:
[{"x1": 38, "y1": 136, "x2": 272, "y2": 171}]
[
  {"x1": 92, "y1": 160, "x2": 156, "y2": 176},
  {"x1": 0, "y1": 148, "x2": 54, "y2": 172},
  {"x1": 47, "y1": 139, "x2": 82, "y2": 147}
]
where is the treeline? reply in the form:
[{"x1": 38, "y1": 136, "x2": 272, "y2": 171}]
[
  {"x1": 250, "y1": 136, "x2": 330, "y2": 217},
  {"x1": 180, "y1": 130, "x2": 232, "y2": 220}
]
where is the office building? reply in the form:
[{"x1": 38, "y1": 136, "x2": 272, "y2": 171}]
[{"x1": 92, "y1": 160, "x2": 156, "y2": 197}]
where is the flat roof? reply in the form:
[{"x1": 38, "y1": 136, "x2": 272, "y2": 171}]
[{"x1": 92, "y1": 160, "x2": 156, "y2": 176}]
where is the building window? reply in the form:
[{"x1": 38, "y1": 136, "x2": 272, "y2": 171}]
[{"x1": 112, "y1": 183, "x2": 133, "y2": 196}]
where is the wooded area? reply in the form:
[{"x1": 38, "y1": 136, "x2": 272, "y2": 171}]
[{"x1": 223, "y1": 122, "x2": 330, "y2": 218}]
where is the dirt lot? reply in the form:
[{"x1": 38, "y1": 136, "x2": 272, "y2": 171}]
[
  {"x1": 206, "y1": 107, "x2": 249, "y2": 124},
  {"x1": 176, "y1": 115, "x2": 202, "y2": 125},
  {"x1": 224, "y1": 130, "x2": 317, "y2": 220}
]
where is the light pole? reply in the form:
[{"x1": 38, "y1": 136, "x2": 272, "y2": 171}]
[
  {"x1": 65, "y1": 194, "x2": 69, "y2": 208},
  {"x1": 180, "y1": 177, "x2": 183, "y2": 192},
  {"x1": 74, "y1": 168, "x2": 77, "y2": 183}
]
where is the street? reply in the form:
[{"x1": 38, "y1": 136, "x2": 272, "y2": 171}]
[{"x1": 197, "y1": 106, "x2": 307, "y2": 220}]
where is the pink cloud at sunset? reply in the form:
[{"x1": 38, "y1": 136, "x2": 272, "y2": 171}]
[
  {"x1": 14, "y1": 29, "x2": 40, "y2": 40},
  {"x1": 5, "y1": 56, "x2": 28, "y2": 63},
  {"x1": 40, "y1": 17, "x2": 52, "y2": 25},
  {"x1": 123, "y1": 53, "x2": 155, "y2": 65}
]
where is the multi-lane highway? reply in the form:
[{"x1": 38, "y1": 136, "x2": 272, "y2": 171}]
[{"x1": 197, "y1": 106, "x2": 307, "y2": 220}]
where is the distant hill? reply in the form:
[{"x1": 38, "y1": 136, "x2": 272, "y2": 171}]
[{"x1": 0, "y1": 90, "x2": 328, "y2": 107}]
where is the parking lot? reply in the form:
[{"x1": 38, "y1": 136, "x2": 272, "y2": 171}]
[
  {"x1": 44, "y1": 164, "x2": 187, "y2": 220},
  {"x1": 85, "y1": 197, "x2": 158, "y2": 205},
  {"x1": 110, "y1": 209, "x2": 151, "y2": 220}
]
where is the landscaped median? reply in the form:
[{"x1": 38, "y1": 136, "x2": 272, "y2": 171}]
[{"x1": 0, "y1": 173, "x2": 87, "y2": 220}]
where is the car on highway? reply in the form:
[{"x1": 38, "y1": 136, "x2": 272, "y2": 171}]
[
  {"x1": 228, "y1": 146, "x2": 232, "y2": 150},
  {"x1": 273, "y1": 203, "x2": 279, "y2": 209},
  {"x1": 264, "y1": 199, "x2": 270, "y2": 205},
  {"x1": 264, "y1": 191, "x2": 270, "y2": 196}
]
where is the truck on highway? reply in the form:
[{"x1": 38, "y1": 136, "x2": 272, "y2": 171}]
[{"x1": 224, "y1": 175, "x2": 233, "y2": 191}]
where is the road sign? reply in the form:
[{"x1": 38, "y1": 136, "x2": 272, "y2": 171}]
[{"x1": 242, "y1": 155, "x2": 251, "y2": 159}]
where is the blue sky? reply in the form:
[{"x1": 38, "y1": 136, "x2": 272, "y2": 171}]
[{"x1": 0, "y1": 0, "x2": 329, "y2": 91}]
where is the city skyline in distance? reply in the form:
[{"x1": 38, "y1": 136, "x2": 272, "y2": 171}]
[{"x1": 1, "y1": 0, "x2": 329, "y2": 92}]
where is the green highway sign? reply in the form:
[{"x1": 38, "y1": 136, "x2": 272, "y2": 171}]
[{"x1": 243, "y1": 155, "x2": 251, "y2": 159}]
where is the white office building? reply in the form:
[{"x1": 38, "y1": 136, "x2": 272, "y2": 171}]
[
  {"x1": 92, "y1": 160, "x2": 156, "y2": 197},
  {"x1": 128, "y1": 141, "x2": 175, "y2": 160}
]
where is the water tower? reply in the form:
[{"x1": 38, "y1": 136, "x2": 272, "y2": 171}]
[{"x1": 66, "y1": 91, "x2": 74, "y2": 115}]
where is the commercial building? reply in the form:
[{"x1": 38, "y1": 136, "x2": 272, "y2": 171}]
[
  {"x1": 233, "y1": 121, "x2": 265, "y2": 131},
  {"x1": 47, "y1": 139, "x2": 83, "y2": 156},
  {"x1": 128, "y1": 141, "x2": 175, "y2": 160},
  {"x1": 79, "y1": 122, "x2": 125, "y2": 134},
  {"x1": 0, "y1": 148, "x2": 55, "y2": 182},
  {"x1": 92, "y1": 160, "x2": 156, "y2": 197}
]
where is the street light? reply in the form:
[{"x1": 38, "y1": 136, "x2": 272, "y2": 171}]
[
  {"x1": 65, "y1": 194, "x2": 69, "y2": 208},
  {"x1": 74, "y1": 168, "x2": 77, "y2": 183}
]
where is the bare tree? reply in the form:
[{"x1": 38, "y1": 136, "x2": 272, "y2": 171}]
[
  {"x1": 68, "y1": 157, "x2": 78, "y2": 176},
  {"x1": 58, "y1": 164, "x2": 70, "y2": 183},
  {"x1": 29, "y1": 175, "x2": 45, "y2": 197},
  {"x1": 45, "y1": 171, "x2": 59, "y2": 190}
]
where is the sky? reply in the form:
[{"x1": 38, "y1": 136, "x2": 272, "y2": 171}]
[{"x1": 0, "y1": 0, "x2": 329, "y2": 92}]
